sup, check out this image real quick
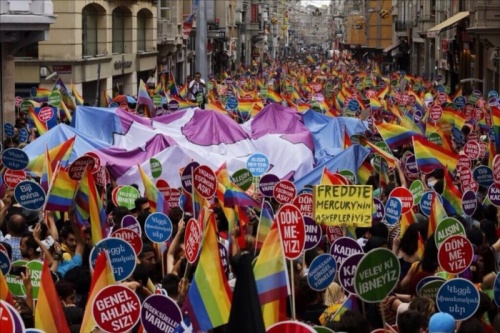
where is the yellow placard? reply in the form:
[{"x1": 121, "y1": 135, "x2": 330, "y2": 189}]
[{"x1": 313, "y1": 185, "x2": 373, "y2": 227}]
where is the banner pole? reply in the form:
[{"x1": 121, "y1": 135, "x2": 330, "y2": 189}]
[{"x1": 290, "y1": 260, "x2": 296, "y2": 320}]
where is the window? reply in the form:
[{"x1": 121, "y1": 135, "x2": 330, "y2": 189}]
[
  {"x1": 82, "y1": 5, "x2": 98, "y2": 56},
  {"x1": 137, "y1": 11, "x2": 146, "y2": 51},
  {"x1": 251, "y1": 4, "x2": 258, "y2": 23},
  {"x1": 160, "y1": 0, "x2": 171, "y2": 21},
  {"x1": 112, "y1": 8, "x2": 125, "y2": 54}
]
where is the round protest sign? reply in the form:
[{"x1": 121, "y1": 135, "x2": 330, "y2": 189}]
[
  {"x1": 427, "y1": 132, "x2": 443, "y2": 145},
  {"x1": 83, "y1": 152, "x2": 101, "y2": 174},
  {"x1": 0, "y1": 251, "x2": 10, "y2": 275},
  {"x1": 68, "y1": 155, "x2": 95, "y2": 180},
  {"x1": 415, "y1": 276, "x2": 445, "y2": 295},
  {"x1": 168, "y1": 188, "x2": 181, "y2": 208},
  {"x1": 458, "y1": 153, "x2": 470, "y2": 171},
  {"x1": 231, "y1": 168, "x2": 253, "y2": 190},
  {"x1": 218, "y1": 241, "x2": 229, "y2": 275},
  {"x1": 38, "y1": 106, "x2": 54, "y2": 123},
  {"x1": 464, "y1": 140, "x2": 481, "y2": 160},
  {"x1": 313, "y1": 327, "x2": 335, "y2": 333},
  {"x1": 4, "y1": 169, "x2": 26, "y2": 189},
  {"x1": 436, "y1": 278, "x2": 479, "y2": 320},
  {"x1": 494, "y1": 273, "x2": 500, "y2": 307},
  {"x1": 2, "y1": 148, "x2": 30, "y2": 170},
  {"x1": 488, "y1": 184, "x2": 500, "y2": 207},
  {"x1": 461, "y1": 190, "x2": 477, "y2": 216},
  {"x1": 273, "y1": 180, "x2": 297, "y2": 204},
  {"x1": 493, "y1": 155, "x2": 500, "y2": 187},
  {"x1": 459, "y1": 167, "x2": 475, "y2": 192},
  {"x1": 418, "y1": 279, "x2": 445, "y2": 300},
  {"x1": 304, "y1": 217, "x2": 322, "y2": 250},
  {"x1": 267, "y1": 321, "x2": 316, "y2": 333},
  {"x1": 307, "y1": 254, "x2": 337, "y2": 291},
  {"x1": 18, "y1": 128, "x2": 29, "y2": 143},
  {"x1": 111, "y1": 186, "x2": 122, "y2": 206},
  {"x1": 276, "y1": 204, "x2": 306, "y2": 260},
  {"x1": 92, "y1": 285, "x2": 141, "y2": 333},
  {"x1": 372, "y1": 198, "x2": 385, "y2": 223},
  {"x1": 354, "y1": 248, "x2": 400, "y2": 303},
  {"x1": 429, "y1": 105, "x2": 443, "y2": 121},
  {"x1": 338, "y1": 253, "x2": 363, "y2": 294},
  {"x1": 145, "y1": 212, "x2": 173, "y2": 243},
  {"x1": 226, "y1": 96, "x2": 238, "y2": 110},
  {"x1": 168, "y1": 100, "x2": 179, "y2": 111},
  {"x1": 184, "y1": 218, "x2": 202, "y2": 264},
  {"x1": 330, "y1": 237, "x2": 364, "y2": 268},
  {"x1": 325, "y1": 226, "x2": 343, "y2": 244},
  {"x1": 438, "y1": 235, "x2": 473, "y2": 275},
  {"x1": 0, "y1": 301, "x2": 19, "y2": 333},
  {"x1": 389, "y1": 187, "x2": 413, "y2": 214},
  {"x1": 150, "y1": 158, "x2": 162, "y2": 178},
  {"x1": 115, "y1": 186, "x2": 141, "y2": 210},
  {"x1": 94, "y1": 166, "x2": 109, "y2": 188},
  {"x1": 384, "y1": 197, "x2": 402, "y2": 225},
  {"x1": 247, "y1": 153, "x2": 270, "y2": 176},
  {"x1": 156, "y1": 179, "x2": 171, "y2": 200},
  {"x1": 409, "y1": 180, "x2": 425, "y2": 205},
  {"x1": 434, "y1": 217, "x2": 466, "y2": 249},
  {"x1": 193, "y1": 165, "x2": 217, "y2": 198},
  {"x1": 259, "y1": 174, "x2": 280, "y2": 197},
  {"x1": 419, "y1": 191, "x2": 442, "y2": 217},
  {"x1": 6, "y1": 260, "x2": 27, "y2": 296},
  {"x1": 339, "y1": 169, "x2": 356, "y2": 184},
  {"x1": 21, "y1": 260, "x2": 42, "y2": 299},
  {"x1": 121, "y1": 215, "x2": 142, "y2": 236},
  {"x1": 293, "y1": 193, "x2": 313, "y2": 218},
  {"x1": 111, "y1": 229, "x2": 143, "y2": 255},
  {"x1": 14, "y1": 181, "x2": 46, "y2": 211},
  {"x1": 140, "y1": 294, "x2": 182, "y2": 333},
  {"x1": 90, "y1": 238, "x2": 136, "y2": 281},
  {"x1": 48, "y1": 91, "x2": 62, "y2": 106},
  {"x1": 3, "y1": 123, "x2": 15, "y2": 137},
  {"x1": 181, "y1": 161, "x2": 200, "y2": 193}
]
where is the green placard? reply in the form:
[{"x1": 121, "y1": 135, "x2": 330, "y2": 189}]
[
  {"x1": 207, "y1": 81, "x2": 214, "y2": 91},
  {"x1": 153, "y1": 94, "x2": 162, "y2": 106},
  {"x1": 418, "y1": 279, "x2": 445, "y2": 299},
  {"x1": 409, "y1": 180, "x2": 425, "y2": 205},
  {"x1": 150, "y1": 158, "x2": 162, "y2": 179},
  {"x1": 48, "y1": 91, "x2": 62, "y2": 106},
  {"x1": 434, "y1": 217, "x2": 466, "y2": 248},
  {"x1": 313, "y1": 327, "x2": 335, "y2": 333},
  {"x1": 286, "y1": 85, "x2": 293, "y2": 93},
  {"x1": 339, "y1": 169, "x2": 357, "y2": 184},
  {"x1": 354, "y1": 248, "x2": 400, "y2": 303},
  {"x1": 231, "y1": 168, "x2": 253, "y2": 191},
  {"x1": 375, "y1": 141, "x2": 391, "y2": 154},
  {"x1": 20, "y1": 100, "x2": 33, "y2": 113},
  {"x1": 260, "y1": 87, "x2": 268, "y2": 98},
  {"x1": 116, "y1": 185, "x2": 141, "y2": 210},
  {"x1": 372, "y1": 155, "x2": 388, "y2": 174},
  {"x1": 196, "y1": 93, "x2": 204, "y2": 105},
  {"x1": 427, "y1": 132, "x2": 443, "y2": 145},
  {"x1": 22, "y1": 260, "x2": 43, "y2": 300},
  {"x1": 6, "y1": 260, "x2": 27, "y2": 297}
]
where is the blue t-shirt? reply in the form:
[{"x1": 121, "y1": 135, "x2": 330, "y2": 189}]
[{"x1": 57, "y1": 253, "x2": 83, "y2": 278}]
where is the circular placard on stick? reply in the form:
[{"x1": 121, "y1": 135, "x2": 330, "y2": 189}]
[
  {"x1": 184, "y1": 219, "x2": 202, "y2": 264},
  {"x1": 273, "y1": 180, "x2": 297, "y2": 204},
  {"x1": 436, "y1": 278, "x2": 479, "y2": 321},
  {"x1": 193, "y1": 165, "x2": 217, "y2": 199},
  {"x1": 438, "y1": 235, "x2": 473, "y2": 275},
  {"x1": 275, "y1": 204, "x2": 305, "y2": 260},
  {"x1": 307, "y1": 254, "x2": 337, "y2": 291}
]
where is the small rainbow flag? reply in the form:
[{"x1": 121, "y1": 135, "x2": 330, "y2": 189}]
[
  {"x1": 442, "y1": 168, "x2": 463, "y2": 216},
  {"x1": 332, "y1": 294, "x2": 359, "y2": 321},
  {"x1": 492, "y1": 105, "x2": 500, "y2": 153},
  {"x1": 138, "y1": 164, "x2": 169, "y2": 215},
  {"x1": 376, "y1": 122, "x2": 421, "y2": 150},
  {"x1": 44, "y1": 164, "x2": 79, "y2": 212},
  {"x1": 321, "y1": 167, "x2": 348, "y2": 185},
  {"x1": 71, "y1": 81, "x2": 84, "y2": 106},
  {"x1": 40, "y1": 147, "x2": 53, "y2": 194},
  {"x1": 357, "y1": 158, "x2": 373, "y2": 185},
  {"x1": 412, "y1": 136, "x2": 458, "y2": 173},
  {"x1": 255, "y1": 201, "x2": 274, "y2": 251},
  {"x1": 266, "y1": 87, "x2": 282, "y2": 103},
  {"x1": 400, "y1": 209, "x2": 416, "y2": 237},
  {"x1": 137, "y1": 79, "x2": 155, "y2": 117},
  {"x1": 0, "y1": 270, "x2": 14, "y2": 305},
  {"x1": 27, "y1": 136, "x2": 76, "y2": 176},
  {"x1": 31, "y1": 87, "x2": 51, "y2": 103},
  {"x1": 428, "y1": 192, "x2": 447, "y2": 238},
  {"x1": 28, "y1": 106, "x2": 48, "y2": 135}
]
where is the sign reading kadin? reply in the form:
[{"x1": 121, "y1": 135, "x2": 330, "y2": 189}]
[
  {"x1": 313, "y1": 185, "x2": 373, "y2": 227},
  {"x1": 193, "y1": 165, "x2": 217, "y2": 199},
  {"x1": 275, "y1": 204, "x2": 306, "y2": 260},
  {"x1": 304, "y1": 216, "x2": 322, "y2": 250},
  {"x1": 184, "y1": 219, "x2": 202, "y2": 264}
]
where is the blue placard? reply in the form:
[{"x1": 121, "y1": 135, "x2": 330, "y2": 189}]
[
  {"x1": 488, "y1": 90, "x2": 499, "y2": 99},
  {"x1": 419, "y1": 191, "x2": 441, "y2": 217},
  {"x1": 14, "y1": 181, "x2": 46, "y2": 211},
  {"x1": 18, "y1": 128, "x2": 29, "y2": 143},
  {"x1": 416, "y1": 276, "x2": 445, "y2": 295},
  {"x1": 0, "y1": 250, "x2": 11, "y2": 275},
  {"x1": 32, "y1": 106, "x2": 58, "y2": 130},
  {"x1": 494, "y1": 273, "x2": 500, "y2": 307},
  {"x1": 385, "y1": 197, "x2": 402, "y2": 225},
  {"x1": 2, "y1": 148, "x2": 30, "y2": 171},
  {"x1": 89, "y1": 238, "x2": 136, "y2": 281},
  {"x1": 297, "y1": 188, "x2": 313, "y2": 195},
  {"x1": 109, "y1": 102, "x2": 119, "y2": 108},
  {"x1": 473, "y1": 166, "x2": 494, "y2": 187},
  {"x1": 226, "y1": 96, "x2": 238, "y2": 110},
  {"x1": 30, "y1": 87, "x2": 37, "y2": 98},
  {"x1": 437, "y1": 85, "x2": 445, "y2": 93},
  {"x1": 451, "y1": 126, "x2": 465, "y2": 143},
  {"x1": 436, "y1": 278, "x2": 479, "y2": 320},
  {"x1": 489, "y1": 128, "x2": 496, "y2": 142},
  {"x1": 307, "y1": 254, "x2": 337, "y2": 291},
  {"x1": 347, "y1": 99, "x2": 360, "y2": 112},
  {"x1": 247, "y1": 153, "x2": 270, "y2": 176},
  {"x1": 145, "y1": 212, "x2": 173, "y2": 243},
  {"x1": 3, "y1": 122, "x2": 15, "y2": 138},
  {"x1": 453, "y1": 96, "x2": 466, "y2": 109}
]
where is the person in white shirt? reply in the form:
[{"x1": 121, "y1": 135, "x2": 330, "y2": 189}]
[{"x1": 188, "y1": 72, "x2": 206, "y2": 109}]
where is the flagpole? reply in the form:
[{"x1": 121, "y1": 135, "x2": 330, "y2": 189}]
[{"x1": 289, "y1": 260, "x2": 296, "y2": 320}]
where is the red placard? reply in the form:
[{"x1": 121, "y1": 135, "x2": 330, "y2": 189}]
[
  {"x1": 267, "y1": 321, "x2": 316, "y2": 333},
  {"x1": 325, "y1": 226, "x2": 343, "y2": 244},
  {"x1": 0, "y1": 301, "x2": 14, "y2": 333},
  {"x1": 467, "y1": 132, "x2": 479, "y2": 142},
  {"x1": 168, "y1": 188, "x2": 181, "y2": 208},
  {"x1": 111, "y1": 229, "x2": 143, "y2": 256},
  {"x1": 3, "y1": 169, "x2": 26, "y2": 188},
  {"x1": 276, "y1": 204, "x2": 305, "y2": 260},
  {"x1": 474, "y1": 108, "x2": 484, "y2": 121},
  {"x1": 459, "y1": 167, "x2": 475, "y2": 192},
  {"x1": 437, "y1": 93, "x2": 447, "y2": 105},
  {"x1": 156, "y1": 179, "x2": 171, "y2": 200},
  {"x1": 184, "y1": 218, "x2": 202, "y2": 264},
  {"x1": 92, "y1": 285, "x2": 141, "y2": 333},
  {"x1": 438, "y1": 235, "x2": 473, "y2": 275},
  {"x1": 111, "y1": 186, "x2": 123, "y2": 207},
  {"x1": 38, "y1": 106, "x2": 54, "y2": 123},
  {"x1": 68, "y1": 156, "x2": 95, "y2": 180},
  {"x1": 464, "y1": 105, "x2": 473, "y2": 120},
  {"x1": 292, "y1": 193, "x2": 313, "y2": 218},
  {"x1": 493, "y1": 155, "x2": 500, "y2": 187},
  {"x1": 389, "y1": 187, "x2": 414, "y2": 214},
  {"x1": 94, "y1": 166, "x2": 109, "y2": 187},
  {"x1": 458, "y1": 154, "x2": 470, "y2": 171},
  {"x1": 365, "y1": 89, "x2": 376, "y2": 98},
  {"x1": 193, "y1": 165, "x2": 217, "y2": 199},
  {"x1": 273, "y1": 180, "x2": 297, "y2": 204},
  {"x1": 463, "y1": 141, "x2": 481, "y2": 160},
  {"x1": 84, "y1": 152, "x2": 101, "y2": 174},
  {"x1": 429, "y1": 105, "x2": 443, "y2": 121}
]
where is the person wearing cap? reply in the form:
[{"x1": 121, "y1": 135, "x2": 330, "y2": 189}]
[{"x1": 428, "y1": 312, "x2": 455, "y2": 333}]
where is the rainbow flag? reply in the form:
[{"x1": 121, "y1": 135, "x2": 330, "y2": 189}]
[
  {"x1": 45, "y1": 164, "x2": 79, "y2": 212},
  {"x1": 137, "y1": 79, "x2": 155, "y2": 117},
  {"x1": 224, "y1": 183, "x2": 260, "y2": 208},
  {"x1": 488, "y1": 140, "x2": 497, "y2": 169},
  {"x1": 332, "y1": 294, "x2": 359, "y2": 321},
  {"x1": 369, "y1": 97, "x2": 382, "y2": 110},
  {"x1": 413, "y1": 136, "x2": 458, "y2": 173},
  {"x1": 362, "y1": 139, "x2": 398, "y2": 169},
  {"x1": 179, "y1": 84, "x2": 188, "y2": 99},
  {"x1": 376, "y1": 122, "x2": 421, "y2": 149},
  {"x1": 417, "y1": 232, "x2": 425, "y2": 260},
  {"x1": 255, "y1": 201, "x2": 274, "y2": 251},
  {"x1": 101, "y1": 90, "x2": 113, "y2": 107},
  {"x1": 27, "y1": 136, "x2": 76, "y2": 176},
  {"x1": 442, "y1": 168, "x2": 463, "y2": 216},
  {"x1": 400, "y1": 209, "x2": 416, "y2": 237},
  {"x1": 138, "y1": 164, "x2": 169, "y2": 215},
  {"x1": 343, "y1": 126, "x2": 352, "y2": 149},
  {"x1": 492, "y1": 105, "x2": 500, "y2": 153},
  {"x1": 40, "y1": 147, "x2": 53, "y2": 194},
  {"x1": 168, "y1": 73, "x2": 179, "y2": 96},
  {"x1": 306, "y1": 55, "x2": 315, "y2": 64},
  {"x1": 357, "y1": 158, "x2": 373, "y2": 185},
  {"x1": 428, "y1": 192, "x2": 447, "y2": 238},
  {"x1": 266, "y1": 87, "x2": 282, "y2": 103},
  {"x1": 80, "y1": 250, "x2": 116, "y2": 333},
  {"x1": 215, "y1": 163, "x2": 237, "y2": 229},
  {"x1": 71, "y1": 80, "x2": 84, "y2": 105},
  {"x1": 442, "y1": 107, "x2": 466, "y2": 130},
  {"x1": 31, "y1": 87, "x2": 51, "y2": 103},
  {"x1": 0, "y1": 270, "x2": 14, "y2": 305},
  {"x1": 169, "y1": 95, "x2": 198, "y2": 110},
  {"x1": 253, "y1": 221, "x2": 290, "y2": 328},
  {"x1": 35, "y1": 260, "x2": 70, "y2": 333},
  {"x1": 187, "y1": 213, "x2": 232, "y2": 331},
  {"x1": 28, "y1": 106, "x2": 48, "y2": 135},
  {"x1": 53, "y1": 78, "x2": 76, "y2": 111},
  {"x1": 321, "y1": 167, "x2": 348, "y2": 185}
]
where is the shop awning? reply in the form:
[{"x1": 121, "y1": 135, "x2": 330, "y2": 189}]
[
  {"x1": 427, "y1": 11, "x2": 469, "y2": 38},
  {"x1": 383, "y1": 39, "x2": 404, "y2": 54}
]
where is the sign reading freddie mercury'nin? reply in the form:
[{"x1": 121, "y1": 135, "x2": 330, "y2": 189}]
[{"x1": 313, "y1": 185, "x2": 373, "y2": 227}]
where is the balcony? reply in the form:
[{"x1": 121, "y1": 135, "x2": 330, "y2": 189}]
[
  {"x1": 395, "y1": 20, "x2": 414, "y2": 32},
  {"x1": 157, "y1": 20, "x2": 179, "y2": 44}
]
